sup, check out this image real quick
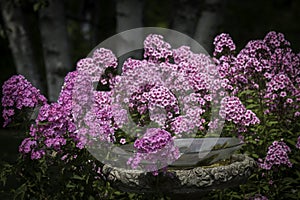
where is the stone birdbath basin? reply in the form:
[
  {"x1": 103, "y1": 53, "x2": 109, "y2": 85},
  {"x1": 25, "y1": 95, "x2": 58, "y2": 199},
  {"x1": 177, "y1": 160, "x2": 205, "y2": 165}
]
[{"x1": 101, "y1": 138, "x2": 256, "y2": 199}]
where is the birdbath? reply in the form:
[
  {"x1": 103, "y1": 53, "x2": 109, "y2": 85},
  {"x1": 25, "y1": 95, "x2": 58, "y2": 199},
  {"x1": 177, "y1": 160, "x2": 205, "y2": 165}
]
[{"x1": 101, "y1": 138, "x2": 257, "y2": 199}]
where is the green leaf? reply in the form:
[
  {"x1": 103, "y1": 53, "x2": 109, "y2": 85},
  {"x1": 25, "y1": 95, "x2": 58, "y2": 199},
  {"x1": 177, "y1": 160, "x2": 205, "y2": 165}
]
[
  {"x1": 35, "y1": 172, "x2": 41, "y2": 182},
  {"x1": 262, "y1": 185, "x2": 269, "y2": 191},
  {"x1": 246, "y1": 104, "x2": 258, "y2": 109},
  {"x1": 38, "y1": 121, "x2": 49, "y2": 125},
  {"x1": 286, "y1": 139, "x2": 296, "y2": 146},
  {"x1": 66, "y1": 183, "x2": 76, "y2": 188},
  {"x1": 88, "y1": 196, "x2": 95, "y2": 200},
  {"x1": 14, "y1": 183, "x2": 27, "y2": 200},
  {"x1": 251, "y1": 153, "x2": 259, "y2": 159},
  {"x1": 72, "y1": 174, "x2": 85, "y2": 180},
  {"x1": 33, "y1": 3, "x2": 40, "y2": 12}
]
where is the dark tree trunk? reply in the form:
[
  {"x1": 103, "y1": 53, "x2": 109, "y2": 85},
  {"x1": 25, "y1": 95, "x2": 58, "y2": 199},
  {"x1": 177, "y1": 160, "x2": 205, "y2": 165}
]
[
  {"x1": 0, "y1": 0, "x2": 46, "y2": 93},
  {"x1": 39, "y1": 0, "x2": 72, "y2": 101},
  {"x1": 90, "y1": 0, "x2": 101, "y2": 45},
  {"x1": 78, "y1": 0, "x2": 102, "y2": 47}
]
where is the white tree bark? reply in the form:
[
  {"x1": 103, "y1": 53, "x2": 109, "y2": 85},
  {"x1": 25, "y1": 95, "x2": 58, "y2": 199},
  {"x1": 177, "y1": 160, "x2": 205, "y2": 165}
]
[
  {"x1": 116, "y1": 0, "x2": 143, "y2": 33},
  {"x1": 0, "y1": 0, "x2": 45, "y2": 93},
  {"x1": 115, "y1": 0, "x2": 144, "y2": 64},
  {"x1": 39, "y1": 0, "x2": 72, "y2": 101},
  {"x1": 193, "y1": 0, "x2": 223, "y2": 54}
]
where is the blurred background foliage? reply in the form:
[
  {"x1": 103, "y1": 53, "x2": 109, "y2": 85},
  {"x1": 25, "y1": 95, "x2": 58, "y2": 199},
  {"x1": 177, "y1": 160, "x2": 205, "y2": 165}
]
[{"x1": 0, "y1": 0, "x2": 299, "y2": 99}]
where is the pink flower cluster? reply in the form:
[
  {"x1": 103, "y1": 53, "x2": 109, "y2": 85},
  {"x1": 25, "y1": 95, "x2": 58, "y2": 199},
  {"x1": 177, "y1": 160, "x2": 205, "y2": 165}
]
[
  {"x1": 264, "y1": 73, "x2": 299, "y2": 114},
  {"x1": 115, "y1": 48, "x2": 210, "y2": 134},
  {"x1": 264, "y1": 31, "x2": 291, "y2": 51},
  {"x1": 134, "y1": 128, "x2": 173, "y2": 153},
  {"x1": 249, "y1": 194, "x2": 268, "y2": 200},
  {"x1": 92, "y1": 48, "x2": 118, "y2": 69},
  {"x1": 169, "y1": 107, "x2": 206, "y2": 136},
  {"x1": 19, "y1": 138, "x2": 45, "y2": 160},
  {"x1": 127, "y1": 128, "x2": 179, "y2": 173},
  {"x1": 2, "y1": 75, "x2": 47, "y2": 127},
  {"x1": 76, "y1": 58, "x2": 101, "y2": 82},
  {"x1": 213, "y1": 31, "x2": 300, "y2": 117},
  {"x1": 83, "y1": 91, "x2": 115, "y2": 143},
  {"x1": 71, "y1": 49, "x2": 125, "y2": 147},
  {"x1": 296, "y1": 136, "x2": 300, "y2": 149},
  {"x1": 213, "y1": 33, "x2": 236, "y2": 57},
  {"x1": 4, "y1": 33, "x2": 261, "y2": 166},
  {"x1": 72, "y1": 72, "x2": 118, "y2": 148},
  {"x1": 220, "y1": 96, "x2": 260, "y2": 128},
  {"x1": 259, "y1": 140, "x2": 292, "y2": 170},
  {"x1": 58, "y1": 71, "x2": 78, "y2": 114},
  {"x1": 144, "y1": 34, "x2": 172, "y2": 62},
  {"x1": 119, "y1": 35, "x2": 241, "y2": 138},
  {"x1": 18, "y1": 72, "x2": 79, "y2": 159},
  {"x1": 128, "y1": 84, "x2": 180, "y2": 126}
]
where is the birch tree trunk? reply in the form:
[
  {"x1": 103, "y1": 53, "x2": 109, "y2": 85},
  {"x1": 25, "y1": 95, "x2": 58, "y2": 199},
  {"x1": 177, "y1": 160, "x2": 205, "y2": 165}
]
[
  {"x1": 172, "y1": 0, "x2": 201, "y2": 37},
  {"x1": 193, "y1": 0, "x2": 223, "y2": 54},
  {"x1": 116, "y1": 0, "x2": 144, "y2": 64},
  {"x1": 116, "y1": 0, "x2": 143, "y2": 33},
  {"x1": 39, "y1": 0, "x2": 72, "y2": 101},
  {"x1": 0, "y1": 0, "x2": 45, "y2": 93}
]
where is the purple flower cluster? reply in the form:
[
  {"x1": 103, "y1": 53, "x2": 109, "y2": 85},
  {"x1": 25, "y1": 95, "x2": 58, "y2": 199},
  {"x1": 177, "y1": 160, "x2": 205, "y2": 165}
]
[
  {"x1": 170, "y1": 106, "x2": 206, "y2": 136},
  {"x1": 58, "y1": 71, "x2": 78, "y2": 114},
  {"x1": 18, "y1": 72, "x2": 79, "y2": 159},
  {"x1": 127, "y1": 128, "x2": 179, "y2": 173},
  {"x1": 19, "y1": 138, "x2": 45, "y2": 160},
  {"x1": 118, "y1": 58, "x2": 213, "y2": 134},
  {"x1": 31, "y1": 102, "x2": 74, "y2": 152},
  {"x1": 83, "y1": 91, "x2": 115, "y2": 143},
  {"x1": 92, "y1": 48, "x2": 118, "y2": 69},
  {"x1": 143, "y1": 34, "x2": 172, "y2": 62},
  {"x1": 134, "y1": 128, "x2": 172, "y2": 153},
  {"x1": 264, "y1": 32, "x2": 300, "y2": 80},
  {"x1": 116, "y1": 59, "x2": 191, "y2": 128},
  {"x1": 76, "y1": 48, "x2": 117, "y2": 84},
  {"x1": 213, "y1": 31, "x2": 300, "y2": 117},
  {"x1": 117, "y1": 35, "x2": 234, "y2": 137},
  {"x1": 122, "y1": 58, "x2": 148, "y2": 73},
  {"x1": 264, "y1": 31, "x2": 291, "y2": 51},
  {"x1": 213, "y1": 33, "x2": 236, "y2": 57},
  {"x1": 249, "y1": 194, "x2": 268, "y2": 200},
  {"x1": 7, "y1": 33, "x2": 261, "y2": 165},
  {"x1": 2, "y1": 75, "x2": 47, "y2": 127},
  {"x1": 296, "y1": 136, "x2": 300, "y2": 149},
  {"x1": 264, "y1": 73, "x2": 299, "y2": 114},
  {"x1": 173, "y1": 46, "x2": 212, "y2": 73},
  {"x1": 170, "y1": 115, "x2": 199, "y2": 136},
  {"x1": 76, "y1": 58, "x2": 102, "y2": 82},
  {"x1": 220, "y1": 96, "x2": 260, "y2": 128},
  {"x1": 259, "y1": 140, "x2": 292, "y2": 170},
  {"x1": 71, "y1": 48, "x2": 121, "y2": 147},
  {"x1": 238, "y1": 40, "x2": 271, "y2": 73}
]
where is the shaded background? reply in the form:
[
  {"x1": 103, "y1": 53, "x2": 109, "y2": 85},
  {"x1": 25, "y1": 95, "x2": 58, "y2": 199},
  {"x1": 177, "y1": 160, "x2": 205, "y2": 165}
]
[{"x1": 0, "y1": 0, "x2": 299, "y2": 162}]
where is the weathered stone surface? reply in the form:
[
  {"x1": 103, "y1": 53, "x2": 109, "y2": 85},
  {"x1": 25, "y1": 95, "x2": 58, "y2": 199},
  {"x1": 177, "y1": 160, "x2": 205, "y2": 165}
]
[{"x1": 102, "y1": 154, "x2": 256, "y2": 196}]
